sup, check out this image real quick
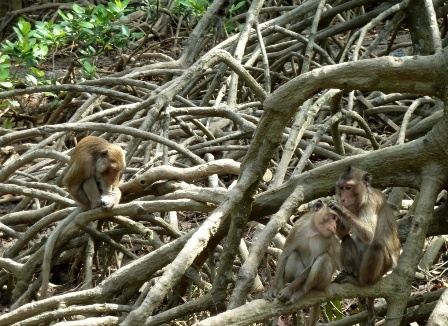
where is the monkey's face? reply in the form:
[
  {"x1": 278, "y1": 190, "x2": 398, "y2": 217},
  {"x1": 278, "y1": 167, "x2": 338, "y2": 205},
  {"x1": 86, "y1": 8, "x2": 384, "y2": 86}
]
[
  {"x1": 103, "y1": 166, "x2": 123, "y2": 186},
  {"x1": 336, "y1": 179, "x2": 364, "y2": 212},
  {"x1": 313, "y1": 206, "x2": 338, "y2": 238},
  {"x1": 96, "y1": 150, "x2": 125, "y2": 186},
  {"x1": 336, "y1": 166, "x2": 372, "y2": 212}
]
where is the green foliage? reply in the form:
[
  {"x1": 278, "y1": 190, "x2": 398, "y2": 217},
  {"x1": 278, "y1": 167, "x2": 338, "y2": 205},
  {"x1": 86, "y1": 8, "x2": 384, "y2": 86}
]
[
  {"x1": 226, "y1": 0, "x2": 248, "y2": 33},
  {"x1": 2, "y1": 18, "x2": 49, "y2": 66},
  {"x1": 0, "y1": 54, "x2": 12, "y2": 89},
  {"x1": 324, "y1": 299, "x2": 344, "y2": 321},
  {"x1": 79, "y1": 58, "x2": 97, "y2": 79},
  {"x1": 57, "y1": 1, "x2": 133, "y2": 56},
  {"x1": 1, "y1": 0, "x2": 138, "y2": 86},
  {"x1": 2, "y1": 118, "x2": 13, "y2": 129},
  {"x1": 175, "y1": 0, "x2": 209, "y2": 17},
  {"x1": 229, "y1": 0, "x2": 247, "y2": 15}
]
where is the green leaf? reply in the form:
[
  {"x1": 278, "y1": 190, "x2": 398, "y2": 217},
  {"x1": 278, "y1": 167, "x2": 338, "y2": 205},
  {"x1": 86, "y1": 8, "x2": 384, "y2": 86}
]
[
  {"x1": 324, "y1": 300, "x2": 344, "y2": 321},
  {"x1": 2, "y1": 118, "x2": 13, "y2": 129},
  {"x1": 25, "y1": 74, "x2": 38, "y2": 86},
  {"x1": 13, "y1": 26, "x2": 24, "y2": 41},
  {"x1": 0, "y1": 54, "x2": 9, "y2": 64},
  {"x1": 18, "y1": 18, "x2": 32, "y2": 35},
  {"x1": 79, "y1": 21, "x2": 95, "y2": 29},
  {"x1": 58, "y1": 9, "x2": 69, "y2": 21},
  {"x1": 33, "y1": 44, "x2": 48, "y2": 58},
  {"x1": 31, "y1": 67, "x2": 45, "y2": 78},
  {"x1": 120, "y1": 25, "x2": 130, "y2": 36},
  {"x1": 0, "y1": 81, "x2": 13, "y2": 89},
  {"x1": 72, "y1": 4, "x2": 86, "y2": 14},
  {"x1": 80, "y1": 59, "x2": 96, "y2": 79},
  {"x1": 230, "y1": 0, "x2": 246, "y2": 13}
]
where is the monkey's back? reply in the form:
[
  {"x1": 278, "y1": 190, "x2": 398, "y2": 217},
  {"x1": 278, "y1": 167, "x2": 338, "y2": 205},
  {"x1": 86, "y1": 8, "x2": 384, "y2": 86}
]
[
  {"x1": 373, "y1": 189, "x2": 401, "y2": 259},
  {"x1": 63, "y1": 136, "x2": 111, "y2": 187}
]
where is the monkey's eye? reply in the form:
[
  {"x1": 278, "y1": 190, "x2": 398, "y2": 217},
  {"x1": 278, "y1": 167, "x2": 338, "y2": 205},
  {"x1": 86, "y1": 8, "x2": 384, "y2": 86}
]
[{"x1": 342, "y1": 185, "x2": 352, "y2": 191}]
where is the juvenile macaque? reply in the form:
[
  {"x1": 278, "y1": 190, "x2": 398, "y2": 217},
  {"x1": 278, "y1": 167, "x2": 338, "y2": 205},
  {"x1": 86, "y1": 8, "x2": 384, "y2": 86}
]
[
  {"x1": 330, "y1": 166, "x2": 401, "y2": 325},
  {"x1": 267, "y1": 200, "x2": 341, "y2": 325},
  {"x1": 63, "y1": 136, "x2": 125, "y2": 209}
]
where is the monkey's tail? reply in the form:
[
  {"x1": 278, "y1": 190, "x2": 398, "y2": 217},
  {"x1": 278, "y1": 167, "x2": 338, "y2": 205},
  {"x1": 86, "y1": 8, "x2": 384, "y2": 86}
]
[{"x1": 308, "y1": 304, "x2": 320, "y2": 326}]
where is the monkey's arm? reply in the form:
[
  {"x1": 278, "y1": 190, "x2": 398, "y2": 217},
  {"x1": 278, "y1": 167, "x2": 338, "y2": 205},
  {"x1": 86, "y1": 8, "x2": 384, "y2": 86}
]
[
  {"x1": 329, "y1": 203, "x2": 375, "y2": 243},
  {"x1": 66, "y1": 184, "x2": 90, "y2": 209},
  {"x1": 82, "y1": 177, "x2": 102, "y2": 209}
]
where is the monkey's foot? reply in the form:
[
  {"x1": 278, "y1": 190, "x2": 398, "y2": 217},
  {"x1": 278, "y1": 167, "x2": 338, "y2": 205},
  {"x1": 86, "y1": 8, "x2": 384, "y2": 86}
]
[
  {"x1": 334, "y1": 270, "x2": 358, "y2": 284},
  {"x1": 264, "y1": 289, "x2": 277, "y2": 302},
  {"x1": 277, "y1": 286, "x2": 298, "y2": 303},
  {"x1": 100, "y1": 194, "x2": 118, "y2": 209},
  {"x1": 278, "y1": 288, "x2": 304, "y2": 303}
]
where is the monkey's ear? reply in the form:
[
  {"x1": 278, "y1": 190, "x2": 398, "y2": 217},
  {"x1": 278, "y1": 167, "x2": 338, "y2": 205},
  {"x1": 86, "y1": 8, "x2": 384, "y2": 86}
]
[
  {"x1": 363, "y1": 172, "x2": 372, "y2": 184},
  {"x1": 313, "y1": 200, "x2": 324, "y2": 211}
]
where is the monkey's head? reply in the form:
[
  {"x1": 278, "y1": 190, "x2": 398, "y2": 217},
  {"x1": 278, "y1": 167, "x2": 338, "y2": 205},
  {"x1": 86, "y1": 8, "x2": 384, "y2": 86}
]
[
  {"x1": 96, "y1": 145, "x2": 126, "y2": 186},
  {"x1": 336, "y1": 165, "x2": 371, "y2": 212},
  {"x1": 312, "y1": 200, "x2": 338, "y2": 238}
]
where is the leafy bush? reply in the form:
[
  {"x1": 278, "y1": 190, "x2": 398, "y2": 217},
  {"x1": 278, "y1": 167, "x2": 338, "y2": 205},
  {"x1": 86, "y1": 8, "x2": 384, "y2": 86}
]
[
  {"x1": 0, "y1": 54, "x2": 11, "y2": 89},
  {"x1": 1, "y1": 0, "x2": 138, "y2": 85},
  {"x1": 175, "y1": 0, "x2": 209, "y2": 17}
]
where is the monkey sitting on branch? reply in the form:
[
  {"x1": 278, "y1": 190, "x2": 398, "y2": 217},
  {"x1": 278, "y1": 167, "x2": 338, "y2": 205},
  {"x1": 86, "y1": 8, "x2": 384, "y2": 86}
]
[
  {"x1": 329, "y1": 166, "x2": 401, "y2": 325},
  {"x1": 63, "y1": 136, "x2": 126, "y2": 210},
  {"x1": 266, "y1": 200, "x2": 341, "y2": 325}
]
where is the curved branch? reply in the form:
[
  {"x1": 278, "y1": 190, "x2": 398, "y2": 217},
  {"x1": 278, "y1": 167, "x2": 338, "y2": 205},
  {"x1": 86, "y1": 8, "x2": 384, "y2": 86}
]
[
  {"x1": 0, "y1": 122, "x2": 205, "y2": 165},
  {"x1": 122, "y1": 159, "x2": 241, "y2": 194},
  {"x1": 0, "y1": 84, "x2": 141, "y2": 103},
  {"x1": 0, "y1": 149, "x2": 68, "y2": 182},
  {"x1": 251, "y1": 52, "x2": 448, "y2": 218}
]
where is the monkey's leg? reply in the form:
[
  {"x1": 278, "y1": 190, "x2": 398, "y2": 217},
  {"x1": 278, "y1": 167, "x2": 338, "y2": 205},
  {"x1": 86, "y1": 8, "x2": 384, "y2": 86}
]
[
  {"x1": 335, "y1": 235, "x2": 361, "y2": 284},
  {"x1": 82, "y1": 177, "x2": 102, "y2": 208},
  {"x1": 266, "y1": 250, "x2": 297, "y2": 301},
  {"x1": 277, "y1": 264, "x2": 312, "y2": 302},
  {"x1": 365, "y1": 297, "x2": 376, "y2": 326},
  {"x1": 279, "y1": 254, "x2": 333, "y2": 303},
  {"x1": 308, "y1": 304, "x2": 320, "y2": 326},
  {"x1": 359, "y1": 243, "x2": 387, "y2": 326},
  {"x1": 67, "y1": 184, "x2": 91, "y2": 209},
  {"x1": 359, "y1": 241, "x2": 386, "y2": 285}
]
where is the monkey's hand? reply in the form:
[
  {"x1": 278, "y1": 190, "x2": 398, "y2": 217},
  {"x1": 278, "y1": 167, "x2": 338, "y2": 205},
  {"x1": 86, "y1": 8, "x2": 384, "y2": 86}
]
[
  {"x1": 329, "y1": 201, "x2": 352, "y2": 221},
  {"x1": 264, "y1": 288, "x2": 278, "y2": 302},
  {"x1": 328, "y1": 201, "x2": 342, "y2": 213},
  {"x1": 278, "y1": 286, "x2": 304, "y2": 303},
  {"x1": 100, "y1": 193, "x2": 119, "y2": 209},
  {"x1": 336, "y1": 218, "x2": 350, "y2": 238}
]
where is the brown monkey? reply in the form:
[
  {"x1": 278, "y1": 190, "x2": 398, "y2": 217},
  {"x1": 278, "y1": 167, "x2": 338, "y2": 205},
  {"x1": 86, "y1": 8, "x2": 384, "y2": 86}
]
[
  {"x1": 267, "y1": 200, "x2": 341, "y2": 325},
  {"x1": 63, "y1": 136, "x2": 125, "y2": 209},
  {"x1": 329, "y1": 166, "x2": 400, "y2": 325}
]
